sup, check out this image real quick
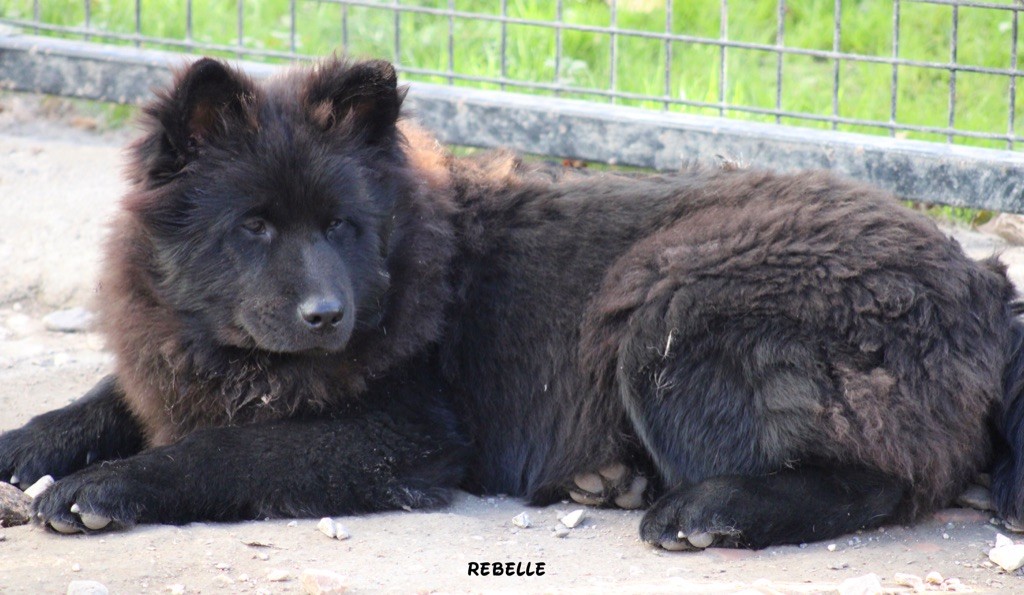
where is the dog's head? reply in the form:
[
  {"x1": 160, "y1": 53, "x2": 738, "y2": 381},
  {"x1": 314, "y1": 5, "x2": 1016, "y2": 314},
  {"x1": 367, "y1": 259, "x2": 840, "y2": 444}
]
[{"x1": 124, "y1": 57, "x2": 410, "y2": 354}]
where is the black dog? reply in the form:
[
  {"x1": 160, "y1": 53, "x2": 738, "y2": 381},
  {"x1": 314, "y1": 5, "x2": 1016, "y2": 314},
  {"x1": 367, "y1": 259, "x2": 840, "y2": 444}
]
[{"x1": 2, "y1": 56, "x2": 1024, "y2": 551}]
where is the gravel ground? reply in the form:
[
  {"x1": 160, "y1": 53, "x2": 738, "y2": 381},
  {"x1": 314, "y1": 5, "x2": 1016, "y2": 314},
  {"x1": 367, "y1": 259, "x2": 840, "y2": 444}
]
[{"x1": 2, "y1": 92, "x2": 1024, "y2": 594}]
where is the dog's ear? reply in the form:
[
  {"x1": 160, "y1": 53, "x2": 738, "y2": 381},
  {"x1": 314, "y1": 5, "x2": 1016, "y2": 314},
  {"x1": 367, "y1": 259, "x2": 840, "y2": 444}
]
[
  {"x1": 303, "y1": 59, "x2": 404, "y2": 144},
  {"x1": 148, "y1": 59, "x2": 257, "y2": 164}
]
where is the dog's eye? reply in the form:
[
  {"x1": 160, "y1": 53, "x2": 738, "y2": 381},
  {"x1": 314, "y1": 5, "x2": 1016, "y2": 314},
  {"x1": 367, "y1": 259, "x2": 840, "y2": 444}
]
[
  {"x1": 327, "y1": 218, "x2": 359, "y2": 240},
  {"x1": 241, "y1": 218, "x2": 271, "y2": 237}
]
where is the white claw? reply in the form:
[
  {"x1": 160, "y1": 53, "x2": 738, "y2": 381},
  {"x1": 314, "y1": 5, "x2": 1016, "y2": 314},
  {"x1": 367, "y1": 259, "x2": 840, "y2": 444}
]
[
  {"x1": 24, "y1": 475, "x2": 54, "y2": 499},
  {"x1": 70, "y1": 503, "x2": 81, "y2": 514},
  {"x1": 687, "y1": 532, "x2": 715, "y2": 549},
  {"x1": 9, "y1": 475, "x2": 20, "y2": 485},
  {"x1": 49, "y1": 519, "x2": 81, "y2": 534},
  {"x1": 79, "y1": 512, "x2": 112, "y2": 531}
]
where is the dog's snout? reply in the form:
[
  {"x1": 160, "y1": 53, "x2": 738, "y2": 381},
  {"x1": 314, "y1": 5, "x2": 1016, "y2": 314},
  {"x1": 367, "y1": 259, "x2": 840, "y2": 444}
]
[{"x1": 298, "y1": 297, "x2": 344, "y2": 331}]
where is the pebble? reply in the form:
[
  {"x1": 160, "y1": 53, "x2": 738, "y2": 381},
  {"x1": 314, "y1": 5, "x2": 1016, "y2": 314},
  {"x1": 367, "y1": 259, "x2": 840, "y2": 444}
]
[
  {"x1": 24, "y1": 475, "x2": 54, "y2": 499},
  {"x1": 66, "y1": 581, "x2": 108, "y2": 595},
  {"x1": 995, "y1": 533, "x2": 1014, "y2": 549},
  {"x1": 71, "y1": 563, "x2": 82, "y2": 572},
  {"x1": 893, "y1": 572, "x2": 923, "y2": 591},
  {"x1": 299, "y1": 569, "x2": 348, "y2": 594},
  {"x1": 267, "y1": 569, "x2": 291, "y2": 582},
  {"x1": 316, "y1": 517, "x2": 350, "y2": 540},
  {"x1": 956, "y1": 484, "x2": 995, "y2": 512},
  {"x1": 512, "y1": 512, "x2": 531, "y2": 529},
  {"x1": 836, "y1": 573, "x2": 882, "y2": 595},
  {"x1": 988, "y1": 543, "x2": 1024, "y2": 572},
  {"x1": 43, "y1": 308, "x2": 94, "y2": 333},
  {"x1": 256, "y1": 553, "x2": 270, "y2": 561},
  {"x1": 826, "y1": 543, "x2": 837, "y2": 552},
  {"x1": 560, "y1": 509, "x2": 585, "y2": 529},
  {"x1": 553, "y1": 526, "x2": 570, "y2": 538},
  {"x1": 924, "y1": 571, "x2": 943, "y2": 585},
  {"x1": 287, "y1": 521, "x2": 298, "y2": 527},
  {"x1": 0, "y1": 481, "x2": 31, "y2": 526}
]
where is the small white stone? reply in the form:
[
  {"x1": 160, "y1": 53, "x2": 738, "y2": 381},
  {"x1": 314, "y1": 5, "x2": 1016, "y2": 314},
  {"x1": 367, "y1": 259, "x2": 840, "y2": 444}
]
[
  {"x1": 317, "y1": 517, "x2": 338, "y2": 538},
  {"x1": 66, "y1": 580, "x2": 108, "y2": 595},
  {"x1": 512, "y1": 512, "x2": 531, "y2": 529},
  {"x1": 286, "y1": 520, "x2": 298, "y2": 527},
  {"x1": 43, "y1": 308, "x2": 94, "y2": 333},
  {"x1": 266, "y1": 569, "x2": 291, "y2": 582},
  {"x1": 553, "y1": 526, "x2": 570, "y2": 538},
  {"x1": 70, "y1": 563, "x2": 82, "y2": 572},
  {"x1": 989, "y1": 544, "x2": 1024, "y2": 572},
  {"x1": 24, "y1": 475, "x2": 54, "y2": 499},
  {"x1": 995, "y1": 533, "x2": 1015, "y2": 549},
  {"x1": 826, "y1": 543, "x2": 837, "y2": 552},
  {"x1": 836, "y1": 573, "x2": 882, "y2": 595},
  {"x1": 893, "y1": 572, "x2": 922, "y2": 589},
  {"x1": 299, "y1": 569, "x2": 348, "y2": 594},
  {"x1": 559, "y1": 509, "x2": 585, "y2": 528},
  {"x1": 924, "y1": 571, "x2": 943, "y2": 585}
]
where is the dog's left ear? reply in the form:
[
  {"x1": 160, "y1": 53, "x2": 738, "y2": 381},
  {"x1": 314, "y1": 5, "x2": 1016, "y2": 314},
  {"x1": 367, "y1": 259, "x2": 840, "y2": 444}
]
[{"x1": 303, "y1": 59, "x2": 404, "y2": 144}]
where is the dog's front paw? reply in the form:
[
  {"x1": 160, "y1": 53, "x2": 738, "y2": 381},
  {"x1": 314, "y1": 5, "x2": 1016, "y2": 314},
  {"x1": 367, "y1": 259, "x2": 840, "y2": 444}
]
[
  {"x1": 32, "y1": 463, "x2": 145, "y2": 534},
  {"x1": 0, "y1": 427, "x2": 68, "y2": 490}
]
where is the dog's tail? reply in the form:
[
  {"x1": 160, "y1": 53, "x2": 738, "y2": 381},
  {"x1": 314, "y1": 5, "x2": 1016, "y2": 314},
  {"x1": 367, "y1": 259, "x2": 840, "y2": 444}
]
[{"x1": 992, "y1": 303, "x2": 1024, "y2": 524}]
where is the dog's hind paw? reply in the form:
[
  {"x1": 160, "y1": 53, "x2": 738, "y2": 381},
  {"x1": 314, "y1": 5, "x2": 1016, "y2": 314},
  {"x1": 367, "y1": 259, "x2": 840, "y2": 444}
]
[{"x1": 569, "y1": 463, "x2": 649, "y2": 509}]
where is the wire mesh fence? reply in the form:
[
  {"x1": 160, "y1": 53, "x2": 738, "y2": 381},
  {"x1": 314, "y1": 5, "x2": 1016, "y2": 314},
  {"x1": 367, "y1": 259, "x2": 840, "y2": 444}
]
[{"x1": 1, "y1": 0, "x2": 1022, "y2": 150}]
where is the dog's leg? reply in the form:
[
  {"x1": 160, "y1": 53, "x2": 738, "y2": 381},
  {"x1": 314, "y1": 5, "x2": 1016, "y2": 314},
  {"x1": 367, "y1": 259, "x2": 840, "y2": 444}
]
[
  {"x1": 32, "y1": 410, "x2": 467, "y2": 533},
  {"x1": 640, "y1": 465, "x2": 904, "y2": 550},
  {"x1": 0, "y1": 375, "x2": 144, "y2": 488}
]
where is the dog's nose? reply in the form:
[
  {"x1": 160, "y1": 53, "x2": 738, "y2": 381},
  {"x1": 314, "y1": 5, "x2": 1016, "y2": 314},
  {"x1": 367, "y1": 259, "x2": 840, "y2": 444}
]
[{"x1": 298, "y1": 297, "x2": 343, "y2": 331}]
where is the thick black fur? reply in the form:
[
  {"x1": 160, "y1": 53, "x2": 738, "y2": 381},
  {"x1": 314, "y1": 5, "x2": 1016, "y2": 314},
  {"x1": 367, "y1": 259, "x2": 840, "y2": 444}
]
[{"x1": 2, "y1": 57, "x2": 1024, "y2": 550}]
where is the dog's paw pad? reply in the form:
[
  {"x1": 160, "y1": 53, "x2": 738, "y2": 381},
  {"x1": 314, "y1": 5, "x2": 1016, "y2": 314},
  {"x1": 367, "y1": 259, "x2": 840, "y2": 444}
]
[
  {"x1": 658, "y1": 530, "x2": 717, "y2": 551},
  {"x1": 65, "y1": 502, "x2": 112, "y2": 530},
  {"x1": 47, "y1": 518, "x2": 81, "y2": 534},
  {"x1": 613, "y1": 475, "x2": 648, "y2": 509},
  {"x1": 569, "y1": 463, "x2": 649, "y2": 509}
]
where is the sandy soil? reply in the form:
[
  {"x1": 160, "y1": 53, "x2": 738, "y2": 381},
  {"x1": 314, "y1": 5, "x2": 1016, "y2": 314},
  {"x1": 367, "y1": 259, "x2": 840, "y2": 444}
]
[{"x1": 2, "y1": 92, "x2": 1024, "y2": 594}]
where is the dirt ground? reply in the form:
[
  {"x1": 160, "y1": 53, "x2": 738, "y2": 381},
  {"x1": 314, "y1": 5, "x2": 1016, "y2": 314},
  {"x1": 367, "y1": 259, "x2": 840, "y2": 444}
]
[{"x1": 2, "y1": 93, "x2": 1024, "y2": 594}]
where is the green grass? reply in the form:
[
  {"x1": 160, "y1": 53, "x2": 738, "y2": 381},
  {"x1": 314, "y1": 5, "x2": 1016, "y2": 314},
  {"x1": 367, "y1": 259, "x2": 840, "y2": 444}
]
[
  {"x1": 1, "y1": 0, "x2": 1020, "y2": 151},
  {"x1": 2, "y1": 0, "x2": 1017, "y2": 224}
]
